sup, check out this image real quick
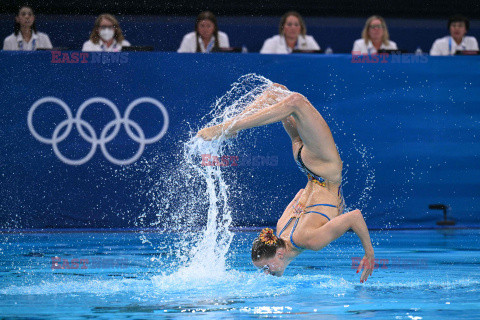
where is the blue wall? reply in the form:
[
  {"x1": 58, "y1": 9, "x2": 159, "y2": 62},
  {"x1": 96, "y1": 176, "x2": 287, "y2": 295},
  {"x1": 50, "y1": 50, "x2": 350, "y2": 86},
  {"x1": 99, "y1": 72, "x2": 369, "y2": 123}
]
[{"x1": 0, "y1": 52, "x2": 479, "y2": 229}]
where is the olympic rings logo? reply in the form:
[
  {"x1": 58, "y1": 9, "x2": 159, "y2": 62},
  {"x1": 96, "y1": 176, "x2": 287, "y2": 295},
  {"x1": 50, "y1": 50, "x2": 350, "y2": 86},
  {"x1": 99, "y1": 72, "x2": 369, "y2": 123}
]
[{"x1": 27, "y1": 97, "x2": 169, "y2": 165}]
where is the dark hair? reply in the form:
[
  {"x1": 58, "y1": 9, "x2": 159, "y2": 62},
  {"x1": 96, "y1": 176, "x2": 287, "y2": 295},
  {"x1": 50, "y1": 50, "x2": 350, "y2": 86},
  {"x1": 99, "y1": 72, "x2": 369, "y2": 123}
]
[
  {"x1": 14, "y1": 6, "x2": 37, "y2": 36},
  {"x1": 279, "y1": 11, "x2": 306, "y2": 36},
  {"x1": 448, "y1": 14, "x2": 469, "y2": 31},
  {"x1": 89, "y1": 13, "x2": 125, "y2": 44},
  {"x1": 251, "y1": 228, "x2": 286, "y2": 261},
  {"x1": 195, "y1": 11, "x2": 220, "y2": 53}
]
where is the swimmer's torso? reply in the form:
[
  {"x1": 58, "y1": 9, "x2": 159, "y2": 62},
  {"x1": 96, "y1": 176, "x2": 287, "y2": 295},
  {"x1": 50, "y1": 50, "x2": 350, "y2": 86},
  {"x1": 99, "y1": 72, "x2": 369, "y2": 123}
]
[{"x1": 276, "y1": 142, "x2": 344, "y2": 249}]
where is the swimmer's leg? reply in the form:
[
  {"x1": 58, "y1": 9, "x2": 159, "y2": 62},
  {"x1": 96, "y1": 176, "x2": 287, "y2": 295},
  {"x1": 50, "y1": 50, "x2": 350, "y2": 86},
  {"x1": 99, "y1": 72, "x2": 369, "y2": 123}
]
[
  {"x1": 281, "y1": 116, "x2": 301, "y2": 145},
  {"x1": 237, "y1": 83, "x2": 291, "y2": 118},
  {"x1": 198, "y1": 90, "x2": 340, "y2": 165},
  {"x1": 197, "y1": 83, "x2": 289, "y2": 140}
]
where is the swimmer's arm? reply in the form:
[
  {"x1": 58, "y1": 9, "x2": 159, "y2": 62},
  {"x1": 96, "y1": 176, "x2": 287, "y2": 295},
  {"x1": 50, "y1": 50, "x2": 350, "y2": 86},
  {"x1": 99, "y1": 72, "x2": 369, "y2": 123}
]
[
  {"x1": 306, "y1": 209, "x2": 374, "y2": 282},
  {"x1": 306, "y1": 209, "x2": 374, "y2": 255}
]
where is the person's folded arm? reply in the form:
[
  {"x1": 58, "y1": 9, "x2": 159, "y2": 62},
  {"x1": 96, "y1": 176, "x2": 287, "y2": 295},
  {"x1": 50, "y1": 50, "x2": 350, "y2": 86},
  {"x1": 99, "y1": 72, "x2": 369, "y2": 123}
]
[{"x1": 305, "y1": 209, "x2": 373, "y2": 256}]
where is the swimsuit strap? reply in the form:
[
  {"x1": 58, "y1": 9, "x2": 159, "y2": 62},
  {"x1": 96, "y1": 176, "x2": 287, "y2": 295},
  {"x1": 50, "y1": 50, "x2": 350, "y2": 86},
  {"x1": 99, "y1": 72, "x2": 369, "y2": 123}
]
[
  {"x1": 304, "y1": 210, "x2": 331, "y2": 221},
  {"x1": 304, "y1": 203, "x2": 336, "y2": 220},
  {"x1": 289, "y1": 218, "x2": 304, "y2": 250},
  {"x1": 337, "y1": 183, "x2": 345, "y2": 214},
  {"x1": 306, "y1": 204, "x2": 337, "y2": 208},
  {"x1": 279, "y1": 202, "x2": 337, "y2": 250},
  {"x1": 278, "y1": 217, "x2": 295, "y2": 237},
  {"x1": 278, "y1": 213, "x2": 305, "y2": 250}
]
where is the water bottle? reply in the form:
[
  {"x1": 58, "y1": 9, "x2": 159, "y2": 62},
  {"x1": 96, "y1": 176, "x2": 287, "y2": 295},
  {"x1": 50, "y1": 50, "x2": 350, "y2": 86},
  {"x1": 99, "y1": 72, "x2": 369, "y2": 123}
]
[
  {"x1": 415, "y1": 47, "x2": 423, "y2": 55},
  {"x1": 325, "y1": 46, "x2": 333, "y2": 55},
  {"x1": 241, "y1": 45, "x2": 248, "y2": 53}
]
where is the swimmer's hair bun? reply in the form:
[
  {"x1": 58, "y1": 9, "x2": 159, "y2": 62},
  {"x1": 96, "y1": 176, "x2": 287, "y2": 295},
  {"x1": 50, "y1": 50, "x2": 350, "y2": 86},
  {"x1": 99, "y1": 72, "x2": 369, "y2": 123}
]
[{"x1": 259, "y1": 228, "x2": 277, "y2": 245}]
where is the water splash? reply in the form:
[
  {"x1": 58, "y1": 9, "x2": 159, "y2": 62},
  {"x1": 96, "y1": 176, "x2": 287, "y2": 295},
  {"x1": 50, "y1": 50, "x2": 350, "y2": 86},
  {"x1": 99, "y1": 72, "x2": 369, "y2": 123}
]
[
  {"x1": 179, "y1": 138, "x2": 233, "y2": 276},
  {"x1": 146, "y1": 74, "x2": 281, "y2": 278}
]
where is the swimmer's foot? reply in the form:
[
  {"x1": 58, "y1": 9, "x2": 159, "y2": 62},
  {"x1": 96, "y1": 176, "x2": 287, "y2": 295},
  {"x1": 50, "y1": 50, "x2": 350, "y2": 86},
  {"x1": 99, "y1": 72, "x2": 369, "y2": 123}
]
[{"x1": 197, "y1": 124, "x2": 237, "y2": 141}]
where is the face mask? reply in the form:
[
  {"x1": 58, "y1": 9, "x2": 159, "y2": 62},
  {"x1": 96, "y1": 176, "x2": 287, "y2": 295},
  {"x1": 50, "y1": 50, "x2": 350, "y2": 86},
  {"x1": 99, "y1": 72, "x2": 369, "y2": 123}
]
[{"x1": 99, "y1": 28, "x2": 114, "y2": 41}]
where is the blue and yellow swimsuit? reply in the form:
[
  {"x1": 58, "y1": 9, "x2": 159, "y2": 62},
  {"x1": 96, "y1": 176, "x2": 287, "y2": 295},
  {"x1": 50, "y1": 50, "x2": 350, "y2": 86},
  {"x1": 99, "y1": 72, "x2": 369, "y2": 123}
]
[{"x1": 278, "y1": 145, "x2": 344, "y2": 250}]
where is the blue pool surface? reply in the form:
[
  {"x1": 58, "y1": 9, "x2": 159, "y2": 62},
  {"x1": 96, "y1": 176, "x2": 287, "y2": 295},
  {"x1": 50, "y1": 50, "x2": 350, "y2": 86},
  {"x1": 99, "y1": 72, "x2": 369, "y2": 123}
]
[{"x1": 1, "y1": 229, "x2": 479, "y2": 319}]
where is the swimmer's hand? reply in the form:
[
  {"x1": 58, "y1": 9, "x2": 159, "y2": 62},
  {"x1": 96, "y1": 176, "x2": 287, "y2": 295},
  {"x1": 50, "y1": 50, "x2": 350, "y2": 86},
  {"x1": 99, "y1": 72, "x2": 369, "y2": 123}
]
[
  {"x1": 197, "y1": 124, "x2": 237, "y2": 141},
  {"x1": 356, "y1": 253, "x2": 375, "y2": 283}
]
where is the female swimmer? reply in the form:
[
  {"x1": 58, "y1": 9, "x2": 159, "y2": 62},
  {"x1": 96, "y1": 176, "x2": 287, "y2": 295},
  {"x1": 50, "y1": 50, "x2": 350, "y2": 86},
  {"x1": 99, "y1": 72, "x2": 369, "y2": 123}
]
[{"x1": 197, "y1": 83, "x2": 375, "y2": 282}]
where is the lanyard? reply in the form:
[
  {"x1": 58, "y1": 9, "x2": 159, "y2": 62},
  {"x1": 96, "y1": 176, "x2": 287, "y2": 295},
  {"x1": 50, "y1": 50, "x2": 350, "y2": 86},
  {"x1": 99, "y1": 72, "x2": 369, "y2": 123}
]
[
  {"x1": 205, "y1": 38, "x2": 214, "y2": 53},
  {"x1": 18, "y1": 38, "x2": 36, "y2": 51},
  {"x1": 286, "y1": 38, "x2": 300, "y2": 53},
  {"x1": 367, "y1": 41, "x2": 379, "y2": 55},
  {"x1": 449, "y1": 37, "x2": 466, "y2": 55},
  {"x1": 100, "y1": 42, "x2": 117, "y2": 51}
]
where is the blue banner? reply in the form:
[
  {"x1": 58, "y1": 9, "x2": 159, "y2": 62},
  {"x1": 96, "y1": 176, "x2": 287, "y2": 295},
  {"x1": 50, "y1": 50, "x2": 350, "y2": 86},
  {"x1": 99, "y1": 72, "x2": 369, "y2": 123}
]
[{"x1": 0, "y1": 51, "x2": 479, "y2": 229}]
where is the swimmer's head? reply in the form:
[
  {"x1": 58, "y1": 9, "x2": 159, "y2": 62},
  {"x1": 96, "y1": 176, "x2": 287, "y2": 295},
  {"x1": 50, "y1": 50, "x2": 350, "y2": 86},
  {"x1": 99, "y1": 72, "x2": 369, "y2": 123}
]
[{"x1": 252, "y1": 228, "x2": 287, "y2": 276}]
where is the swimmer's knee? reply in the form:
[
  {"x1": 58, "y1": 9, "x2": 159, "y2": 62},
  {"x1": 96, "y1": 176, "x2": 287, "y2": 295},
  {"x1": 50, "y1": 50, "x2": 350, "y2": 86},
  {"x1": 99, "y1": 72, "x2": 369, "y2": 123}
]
[
  {"x1": 288, "y1": 93, "x2": 310, "y2": 113},
  {"x1": 272, "y1": 83, "x2": 288, "y2": 90},
  {"x1": 351, "y1": 209, "x2": 362, "y2": 216},
  {"x1": 288, "y1": 93, "x2": 305, "y2": 105}
]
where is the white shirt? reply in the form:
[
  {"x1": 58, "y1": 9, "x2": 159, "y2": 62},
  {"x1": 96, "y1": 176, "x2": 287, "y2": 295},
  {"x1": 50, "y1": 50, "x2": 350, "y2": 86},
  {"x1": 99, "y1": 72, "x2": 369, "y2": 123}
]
[
  {"x1": 3, "y1": 32, "x2": 52, "y2": 51},
  {"x1": 260, "y1": 35, "x2": 320, "y2": 54},
  {"x1": 82, "y1": 39, "x2": 131, "y2": 52},
  {"x1": 352, "y1": 39, "x2": 398, "y2": 55},
  {"x1": 429, "y1": 36, "x2": 479, "y2": 56},
  {"x1": 177, "y1": 31, "x2": 230, "y2": 53}
]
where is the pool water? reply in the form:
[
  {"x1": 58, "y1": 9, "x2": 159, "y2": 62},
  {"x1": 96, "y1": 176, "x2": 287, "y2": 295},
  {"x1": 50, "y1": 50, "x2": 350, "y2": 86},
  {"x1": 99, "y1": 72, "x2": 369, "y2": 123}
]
[{"x1": 1, "y1": 229, "x2": 479, "y2": 319}]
